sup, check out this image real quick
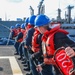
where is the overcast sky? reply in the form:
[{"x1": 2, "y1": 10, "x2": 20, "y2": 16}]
[{"x1": 0, "y1": 0, "x2": 75, "y2": 21}]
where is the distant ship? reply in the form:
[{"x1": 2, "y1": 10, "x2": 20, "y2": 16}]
[
  {"x1": 0, "y1": 21, "x2": 24, "y2": 38},
  {"x1": 51, "y1": 5, "x2": 75, "y2": 42},
  {"x1": 61, "y1": 24, "x2": 75, "y2": 36}
]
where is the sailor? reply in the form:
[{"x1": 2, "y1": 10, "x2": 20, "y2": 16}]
[
  {"x1": 24, "y1": 15, "x2": 36, "y2": 49},
  {"x1": 31, "y1": 28, "x2": 42, "y2": 64},
  {"x1": 22, "y1": 17, "x2": 35, "y2": 67},
  {"x1": 24, "y1": 15, "x2": 39, "y2": 75},
  {"x1": 16, "y1": 23, "x2": 26, "y2": 60},
  {"x1": 22, "y1": 17, "x2": 30, "y2": 62},
  {"x1": 14, "y1": 23, "x2": 21, "y2": 55},
  {"x1": 34, "y1": 14, "x2": 75, "y2": 75}
]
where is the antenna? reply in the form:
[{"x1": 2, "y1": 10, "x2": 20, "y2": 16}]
[
  {"x1": 37, "y1": 0, "x2": 44, "y2": 15},
  {"x1": 29, "y1": 6, "x2": 34, "y2": 15},
  {"x1": 57, "y1": 0, "x2": 61, "y2": 21},
  {"x1": 5, "y1": 12, "x2": 7, "y2": 21},
  {"x1": 67, "y1": 5, "x2": 74, "y2": 23},
  {"x1": 59, "y1": 0, "x2": 60, "y2": 9}
]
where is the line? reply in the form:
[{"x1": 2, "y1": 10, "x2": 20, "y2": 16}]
[{"x1": 0, "y1": 56, "x2": 23, "y2": 75}]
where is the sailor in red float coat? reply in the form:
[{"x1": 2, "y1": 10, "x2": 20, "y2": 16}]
[
  {"x1": 16, "y1": 23, "x2": 26, "y2": 59},
  {"x1": 35, "y1": 14, "x2": 75, "y2": 75},
  {"x1": 14, "y1": 24, "x2": 21, "y2": 55}
]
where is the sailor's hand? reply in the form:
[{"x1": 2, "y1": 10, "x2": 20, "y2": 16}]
[
  {"x1": 65, "y1": 47, "x2": 75, "y2": 57},
  {"x1": 24, "y1": 45, "x2": 28, "y2": 48},
  {"x1": 36, "y1": 65, "x2": 43, "y2": 72},
  {"x1": 44, "y1": 58, "x2": 55, "y2": 65}
]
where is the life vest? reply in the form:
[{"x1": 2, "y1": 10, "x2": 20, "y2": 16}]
[
  {"x1": 23, "y1": 24, "x2": 33, "y2": 41},
  {"x1": 32, "y1": 29, "x2": 41, "y2": 52},
  {"x1": 16, "y1": 28, "x2": 22, "y2": 42},
  {"x1": 12, "y1": 28, "x2": 17, "y2": 37},
  {"x1": 23, "y1": 30, "x2": 27, "y2": 41},
  {"x1": 42, "y1": 25, "x2": 69, "y2": 64},
  {"x1": 17, "y1": 29, "x2": 25, "y2": 42}
]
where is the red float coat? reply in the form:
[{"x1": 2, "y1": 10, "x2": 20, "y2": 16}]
[
  {"x1": 17, "y1": 29, "x2": 25, "y2": 42},
  {"x1": 23, "y1": 24, "x2": 34, "y2": 41},
  {"x1": 32, "y1": 29, "x2": 41, "y2": 52},
  {"x1": 42, "y1": 25, "x2": 69, "y2": 65},
  {"x1": 11, "y1": 28, "x2": 17, "y2": 38}
]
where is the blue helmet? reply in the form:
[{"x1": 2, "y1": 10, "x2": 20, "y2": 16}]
[
  {"x1": 35, "y1": 14, "x2": 51, "y2": 27},
  {"x1": 25, "y1": 17, "x2": 29, "y2": 24},
  {"x1": 29, "y1": 15, "x2": 36, "y2": 25},
  {"x1": 10, "y1": 26, "x2": 15, "y2": 29},
  {"x1": 21, "y1": 23, "x2": 25, "y2": 29},
  {"x1": 15, "y1": 23, "x2": 21, "y2": 28}
]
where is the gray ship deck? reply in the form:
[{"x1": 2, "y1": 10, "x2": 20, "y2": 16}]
[{"x1": 0, "y1": 45, "x2": 29, "y2": 75}]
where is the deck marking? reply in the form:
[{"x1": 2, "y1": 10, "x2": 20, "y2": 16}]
[{"x1": 0, "y1": 56, "x2": 23, "y2": 75}]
